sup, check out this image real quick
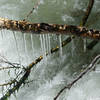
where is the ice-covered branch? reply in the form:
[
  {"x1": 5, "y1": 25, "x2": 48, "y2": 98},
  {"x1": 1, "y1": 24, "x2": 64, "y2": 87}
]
[
  {"x1": 65, "y1": 0, "x2": 96, "y2": 49},
  {"x1": 54, "y1": 54, "x2": 100, "y2": 100},
  {"x1": 0, "y1": 17, "x2": 100, "y2": 40}
]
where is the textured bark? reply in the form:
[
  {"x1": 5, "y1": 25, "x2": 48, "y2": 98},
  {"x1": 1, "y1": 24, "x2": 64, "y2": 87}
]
[{"x1": 0, "y1": 17, "x2": 100, "y2": 40}]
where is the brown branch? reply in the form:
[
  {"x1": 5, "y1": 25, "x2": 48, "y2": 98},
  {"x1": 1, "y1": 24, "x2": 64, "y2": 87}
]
[
  {"x1": 80, "y1": 0, "x2": 94, "y2": 26},
  {"x1": 87, "y1": 40, "x2": 98, "y2": 49},
  {"x1": 0, "y1": 69, "x2": 30, "y2": 100},
  {"x1": 84, "y1": 0, "x2": 98, "y2": 49},
  {"x1": 86, "y1": 0, "x2": 99, "y2": 49},
  {"x1": 24, "y1": 0, "x2": 40, "y2": 20},
  {"x1": 0, "y1": 17, "x2": 100, "y2": 40},
  {"x1": 65, "y1": 0, "x2": 95, "y2": 49},
  {"x1": 54, "y1": 54, "x2": 100, "y2": 100}
]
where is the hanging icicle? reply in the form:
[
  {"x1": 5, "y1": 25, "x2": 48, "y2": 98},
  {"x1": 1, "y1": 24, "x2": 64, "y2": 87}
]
[
  {"x1": 12, "y1": 31, "x2": 21, "y2": 64},
  {"x1": 59, "y1": 35, "x2": 63, "y2": 58}
]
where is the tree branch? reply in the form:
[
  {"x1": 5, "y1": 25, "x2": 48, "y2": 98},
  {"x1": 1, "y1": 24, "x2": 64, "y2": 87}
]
[
  {"x1": 54, "y1": 54, "x2": 100, "y2": 100},
  {"x1": 0, "y1": 79, "x2": 17, "y2": 87},
  {"x1": 0, "y1": 66, "x2": 20, "y2": 70},
  {"x1": 63, "y1": 0, "x2": 95, "y2": 50},
  {"x1": 0, "y1": 17, "x2": 100, "y2": 40},
  {"x1": 24, "y1": 0, "x2": 40, "y2": 20},
  {"x1": 80, "y1": 0, "x2": 94, "y2": 26},
  {"x1": 87, "y1": 40, "x2": 98, "y2": 49}
]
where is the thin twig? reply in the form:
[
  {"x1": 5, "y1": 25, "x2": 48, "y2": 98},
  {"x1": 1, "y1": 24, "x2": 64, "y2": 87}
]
[
  {"x1": 87, "y1": 40, "x2": 98, "y2": 49},
  {"x1": 0, "y1": 66, "x2": 20, "y2": 70},
  {"x1": 80, "y1": 0, "x2": 94, "y2": 26},
  {"x1": 0, "y1": 79, "x2": 17, "y2": 87},
  {"x1": 54, "y1": 54, "x2": 100, "y2": 100},
  {"x1": 24, "y1": 0, "x2": 40, "y2": 20}
]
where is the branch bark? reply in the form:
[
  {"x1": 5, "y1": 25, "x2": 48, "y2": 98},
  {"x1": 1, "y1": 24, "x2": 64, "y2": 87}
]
[
  {"x1": 86, "y1": 0, "x2": 99, "y2": 49},
  {"x1": 63, "y1": 0, "x2": 96, "y2": 50},
  {"x1": 80, "y1": 0, "x2": 94, "y2": 26},
  {"x1": 0, "y1": 17, "x2": 100, "y2": 40}
]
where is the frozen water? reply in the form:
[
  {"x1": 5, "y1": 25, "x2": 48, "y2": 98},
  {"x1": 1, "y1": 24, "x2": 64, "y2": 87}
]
[
  {"x1": 59, "y1": 35, "x2": 63, "y2": 58},
  {"x1": 83, "y1": 39, "x2": 87, "y2": 52},
  {"x1": 12, "y1": 31, "x2": 21, "y2": 64},
  {"x1": 0, "y1": 0, "x2": 100, "y2": 100},
  {"x1": 31, "y1": 34, "x2": 34, "y2": 56}
]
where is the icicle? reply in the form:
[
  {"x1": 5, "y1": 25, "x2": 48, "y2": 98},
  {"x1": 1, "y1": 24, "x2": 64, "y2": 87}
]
[
  {"x1": 12, "y1": 32, "x2": 18, "y2": 55},
  {"x1": 42, "y1": 34, "x2": 47, "y2": 59},
  {"x1": 22, "y1": 33, "x2": 26, "y2": 54},
  {"x1": 1, "y1": 86, "x2": 4, "y2": 96},
  {"x1": 40, "y1": 34, "x2": 47, "y2": 61},
  {"x1": 31, "y1": 34, "x2": 34, "y2": 56},
  {"x1": 45, "y1": 34, "x2": 51, "y2": 63},
  {"x1": 46, "y1": 34, "x2": 49, "y2": 54},
  {"x1": 48, "y1": 34, "x2": 51, "y2": 55},
  {"x1": 83, "y1": 38, "x2": 87, "y2": 52},
  {"x1": 45, "y1": 34, "x2": 51, "y2": 55},
  {"x1": 22, "y1": 33, "x2": 29, "y2": 65},
  {"x1": 40, "y1": 34, "x2": 44, "y2": 54},
  {"x1": 12, "y1": 31, "x2": 21, "y2": 64},
  {"x1": 71, "y1": 36, "x2": 75, "y2": 57},
  {"x1": 23, "y1": 34, "x2": 27, "y2": 55},
  {"x1": 59, "y1": 35, "x2": 63, "y2": 57},
  {"x1": 0, "y1": 30, "x2": 3, "y2": 40}
]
